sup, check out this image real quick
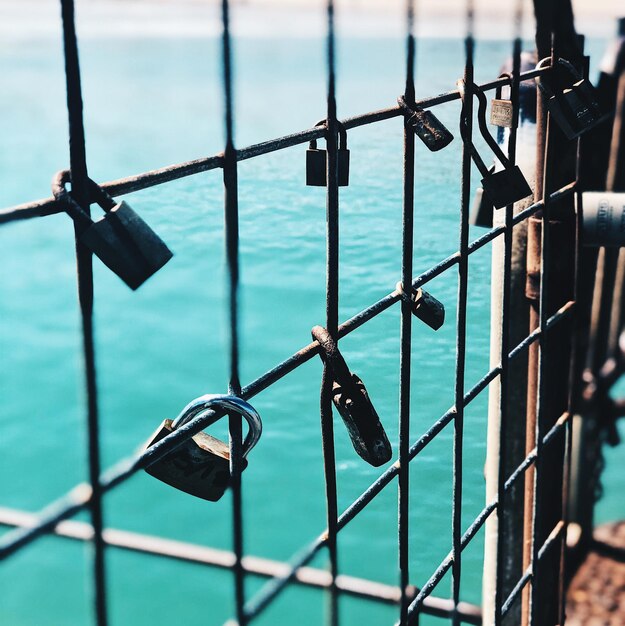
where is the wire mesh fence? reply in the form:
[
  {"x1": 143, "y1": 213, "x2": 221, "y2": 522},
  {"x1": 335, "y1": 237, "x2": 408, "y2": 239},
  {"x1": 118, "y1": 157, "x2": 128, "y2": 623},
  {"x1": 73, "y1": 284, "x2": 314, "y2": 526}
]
[{"x1": 0, "y1": 1, "x2": 601, "y2": 625}]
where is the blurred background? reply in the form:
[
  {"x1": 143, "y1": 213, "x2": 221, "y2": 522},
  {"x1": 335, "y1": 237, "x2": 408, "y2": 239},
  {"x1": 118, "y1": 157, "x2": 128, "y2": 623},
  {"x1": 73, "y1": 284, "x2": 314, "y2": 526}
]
[{"x1": 1, "y1": 2, "x2": 624, "y2": 626}]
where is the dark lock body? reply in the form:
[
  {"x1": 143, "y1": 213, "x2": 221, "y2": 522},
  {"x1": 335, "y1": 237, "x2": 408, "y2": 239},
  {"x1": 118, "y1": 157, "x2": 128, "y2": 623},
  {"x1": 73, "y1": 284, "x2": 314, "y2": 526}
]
[
  {"x1": 481, "y1": 166, "x2": 533, "y2": 210},
  {"x1": 411, "y1": 288, "x2": 445, "y2": 331},
  {"x1": 306, "y1": 145, "x2": 350, "y2": 187},
  {"x1": 406, "y1": 108, "x2": 454, "y2": 152},
  {"x1": 144, "y1": 419, "x2": 243, "y2": 501},
  {"x1": 312, "y1": 325, "x2": 392, "y2": 467},
  {"x1": 81, "y1": 201, "x2": 173, "y2": 290},
  {"x1": 53, "y1": 171, "x2": 173, "y2": 290},
  {"x1": 548, "y1": 82, "x2": 602, "y2": 140},
  {"x1": 331, "y1": 373, "x2": 392, "y2": 467}
]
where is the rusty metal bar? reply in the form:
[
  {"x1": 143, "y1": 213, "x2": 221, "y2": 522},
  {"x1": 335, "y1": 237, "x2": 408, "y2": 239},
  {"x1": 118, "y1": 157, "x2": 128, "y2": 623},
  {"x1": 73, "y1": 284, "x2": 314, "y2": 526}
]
[
  {"x1": 0, "y1": 286, "x2": 576, "y2": 564},
  {"x1": 0, "y1": 507, "x2": 481, "y2": 624},
  {"x1": 319, "y1": 1, "x2": 340, "y2": 624},
  {"x1": 59, "y1": 1, "x2": 107, "y2": 624},
  {"x1": 218, "y1": 0, "x2": 246, "y2": 623},
  {"x1": 398, "y1": 0, "x2": 416, "y2": 622},
  {"x1": 0, "y1": 70, "x2": 551, "y2": 226},
  {"x1": 407, "y1": 411, "x2": 571, "y2": 622},
  {"x1": 450, "y1": 7, "x2": 474, "y2": 622},
  {"x1": 494, "y1": 26, "x2": 524, "y2": 626}
]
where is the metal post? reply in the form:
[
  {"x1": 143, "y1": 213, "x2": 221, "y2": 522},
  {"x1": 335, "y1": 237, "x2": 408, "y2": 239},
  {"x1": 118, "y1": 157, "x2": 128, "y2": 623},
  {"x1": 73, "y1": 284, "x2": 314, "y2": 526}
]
[
  {"x1": 483, "y1": 30, "x2": 535, "y2": 626},
  {"x1": 523, "y1": 3, "x2": 581, "y2": 621}
]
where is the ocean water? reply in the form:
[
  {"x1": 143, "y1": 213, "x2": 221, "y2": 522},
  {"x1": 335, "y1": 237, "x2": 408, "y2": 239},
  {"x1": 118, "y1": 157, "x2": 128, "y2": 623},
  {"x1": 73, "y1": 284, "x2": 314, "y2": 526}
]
[{"x1": 0, "y1": 23, "x2": 622, "y2": 626}]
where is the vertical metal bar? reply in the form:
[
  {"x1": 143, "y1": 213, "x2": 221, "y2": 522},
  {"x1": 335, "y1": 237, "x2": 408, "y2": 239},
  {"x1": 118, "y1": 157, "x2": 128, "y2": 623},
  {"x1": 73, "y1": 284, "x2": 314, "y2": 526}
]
[
  {"x1": 528, "y1": 41, "x2": 555, "y2": 625},
  {"x1": 320, "y1": 1, "x2": 340, "y2": 624},
  {"x1": 59, "y1": 2, "x2": 107, "y2": 624},
  {"x1": 452, "y1": 4, "x2": 474, "y2": 623},
  {"x1": 398, "y1": 0, "x2": 416, "y2": 623},
  {"x1": 220, "y1": 0, "x2": 245, "y2": 623},
  {"x1": 494, "y1": 15, "x2": 523, "y2": 624}
]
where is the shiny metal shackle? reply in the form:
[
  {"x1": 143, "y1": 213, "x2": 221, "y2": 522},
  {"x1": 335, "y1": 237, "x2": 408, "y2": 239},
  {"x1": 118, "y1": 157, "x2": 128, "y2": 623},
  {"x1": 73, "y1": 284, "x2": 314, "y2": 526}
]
[{"x1": 171, "y1": 394, "x2": 262, "y2": 461}]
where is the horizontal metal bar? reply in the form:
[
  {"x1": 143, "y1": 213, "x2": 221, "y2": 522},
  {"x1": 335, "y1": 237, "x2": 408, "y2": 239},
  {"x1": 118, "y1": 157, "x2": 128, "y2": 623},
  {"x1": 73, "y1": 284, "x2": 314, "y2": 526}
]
[
  {"x1": 242, "y1": 300, "x2": 576, "y2": 620},
  {"x1": 0, "y1": 506, "x2": 481, "y2": 624},
  {"x1": 0, "y1": 68, "x2": 552, "y2": 225},
  {"x1": 405, "y1": 503, "x2": 497, "y2": 621},
  {"x1": 404, "y1": 411, "x2": 572, "y2": 620},
  {"x1": 500, "y1": 520, "x2": 566, "y2": 617},
  {"x1": 0, "y1": 293, "x2": 576, "y2": 598},
  {"x1": 504, "y1": 411, "x2": 570, "y2": 493},
  {"x1": 500, "y1": 568, "x2": 531, "y2": 617}
]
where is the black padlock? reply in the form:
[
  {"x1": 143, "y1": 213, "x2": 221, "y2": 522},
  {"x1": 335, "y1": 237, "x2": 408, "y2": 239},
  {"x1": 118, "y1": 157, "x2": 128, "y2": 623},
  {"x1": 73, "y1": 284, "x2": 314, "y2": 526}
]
[
  {"x1": 396, "y1": 282, "x2": 445, "y2": 330},
  {"x1": 471, "y1": 181, "x2": 494, "y2": 228},
  {"x1": 306, "y1": 120, "x2": 350, "y2": 187},
  {"x1": 458, "y1": 80, "x2": 532, "y2": 210},
  {"x1": 52, "y1": 170, "x2": 173, "y2": 290},
  {"x1": 397, "y1": 96, "x2": 454, "y2": 151},
  {"x1": 536, "y1": 57, "x2": 605, "y2": 139},
  {"x1": 311, "y1": 325, "x2": 392, "y2": 467},
  {"x1": 144, "y1": 394, "x2": 262, "y2": 501}
]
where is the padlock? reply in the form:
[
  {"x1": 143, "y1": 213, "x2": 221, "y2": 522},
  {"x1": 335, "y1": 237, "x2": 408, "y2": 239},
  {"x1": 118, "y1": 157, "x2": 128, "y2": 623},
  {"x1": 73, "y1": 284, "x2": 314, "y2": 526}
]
[
  {"x1": 471, "y1": 178, "x2": 494, "y2": 228},
  {"x1": 396, "y1": 282, "x2": 445, "y2": 330},
  {"x1": 490, "y1": 99, "x2": 514, "y2": 128},
  {"x1": 481, "y1": 166, "x2": 532, "y2": 210},
  {"x1": 52, "y1": 170, "x2": 173, "y2": 290},
  {"x1": 579, "y1": 192, "x2": 625, "y2": 247},
  {"x1": 306, "y1": 121, "x2": 350, "y2": 187},
  {"x1": 144, "y1": 394, "x2": 262, "y2": 501},
  {"x1": 397, "y1": 96, "x2": 454, "y2": 151},
  {"x1": 457, "y1": 80, "x2": 532, "y2": 210},
  {"x1": 490, "y1": 75, "x2": 514, "y2": 129},
  {"x1": 311, "y1": 325, "x2": 392, "y2": 467},
  {"x1": 536, "y1": 57, "x2": 604, "y2": 139}
]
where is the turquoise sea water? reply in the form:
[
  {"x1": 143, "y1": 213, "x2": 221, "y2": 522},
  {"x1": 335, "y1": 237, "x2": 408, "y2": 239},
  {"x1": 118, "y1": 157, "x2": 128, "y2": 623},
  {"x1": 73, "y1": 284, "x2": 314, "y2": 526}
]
[{"x1": 1, "y1": 29, "x2": 623, "y2": 626}]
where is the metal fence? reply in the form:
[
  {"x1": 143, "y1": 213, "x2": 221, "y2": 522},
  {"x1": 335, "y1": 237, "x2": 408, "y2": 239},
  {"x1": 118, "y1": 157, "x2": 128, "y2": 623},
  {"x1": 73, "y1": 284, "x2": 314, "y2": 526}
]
[{"x1": 0, "y1": 0, "x2": 596, "y2": 625}]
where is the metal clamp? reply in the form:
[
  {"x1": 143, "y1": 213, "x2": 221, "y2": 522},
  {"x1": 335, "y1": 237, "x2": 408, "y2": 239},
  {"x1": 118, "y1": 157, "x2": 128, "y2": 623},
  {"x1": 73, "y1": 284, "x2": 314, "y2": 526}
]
[{"x1": 312, "y1": 325, "x2": 392, "y2": 467}]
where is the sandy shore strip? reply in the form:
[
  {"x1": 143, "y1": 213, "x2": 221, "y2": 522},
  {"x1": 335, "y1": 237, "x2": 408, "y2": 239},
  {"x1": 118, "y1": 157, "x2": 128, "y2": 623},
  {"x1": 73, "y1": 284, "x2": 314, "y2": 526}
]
[{"x1": 0, "y1": 0, "x2": 622, "y2": 40}]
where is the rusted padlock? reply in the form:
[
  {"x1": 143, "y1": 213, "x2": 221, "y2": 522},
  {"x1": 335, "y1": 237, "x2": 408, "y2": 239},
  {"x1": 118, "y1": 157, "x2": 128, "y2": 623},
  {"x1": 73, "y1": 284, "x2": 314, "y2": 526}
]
[
  {"x1": 396, "y1": 282, "x2": 445, "y2": 330},
  {"x1": 536, "y1": 57, "x2": 604, "y2": 139},
  {"x1": 579, "y1": 192, "x2": 625, "y2": 247},
  {"x1": 306, "y1": 120, "x2": 350, "y2": 187},
  {"x1": 397, "y1": 95, "x2": 454, "y2": 151},
  {"x1": 311, "y1": 325, "x2": 392, "y2": 467},
  {"x1": 490, "y1": 73, "x2": 514, "y2": 129},
  {"x1": 458, "y1": 80, "x2": 532, "y2": 210},
  {"x1": 144, "y1": 394, "x2": 262, "y2": 501},
  {"x1": 52, "y1": 170, "x2": 173, "y2": 290}
]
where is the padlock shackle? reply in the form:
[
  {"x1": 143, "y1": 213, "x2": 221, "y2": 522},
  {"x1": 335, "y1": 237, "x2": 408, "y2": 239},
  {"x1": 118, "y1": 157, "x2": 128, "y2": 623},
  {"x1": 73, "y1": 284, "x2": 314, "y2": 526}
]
[
  {"x1": 535, "y1": 57, "x2": 557, "y2": 99},
  {"x1": 457, "y1": 81, "x2": 491, "y2": 178},
  {"x1": 311, "y1": 325, "x2": 354, "y2": 391},
  {"x1": 495, "y1": 72, "x2": 513, "y2": 101},
  {"x1": 52, "y1": 170, "x2": 93, "y2": 230},
  {"x1": 52, "y1": 170, "x2": 119, "y2": 229},
  {"x1": 171, "y1": 394, "x2": 262, "y2": 460},
  {"x1": 536, "y1": 56, "x2": 598, "y2": 105},
  {"x1": 397, "y1": 94, "x2": 419, "y2": 118},
  {"x1": 88, "y1": 179, "x2": 117, "y2": 212},
  {"x1": 311, "y1": 119, "x2": 348, "y2": 150},
  {"x1": 458, "y1": 80, "x2": 515, "y2": 174},
  {"x1": 471, "y1": 83, "x2": 512, "y2": 167}
]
